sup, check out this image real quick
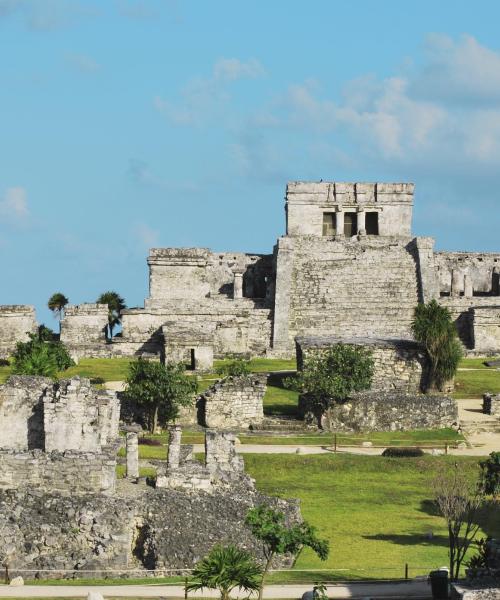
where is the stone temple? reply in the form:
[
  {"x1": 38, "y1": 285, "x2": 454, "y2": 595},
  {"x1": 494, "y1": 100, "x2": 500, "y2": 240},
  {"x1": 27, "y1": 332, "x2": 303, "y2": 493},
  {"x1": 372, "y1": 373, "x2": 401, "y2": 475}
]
[{"x1": 1, "y1": 181, "x2": 499, "y2": 361}]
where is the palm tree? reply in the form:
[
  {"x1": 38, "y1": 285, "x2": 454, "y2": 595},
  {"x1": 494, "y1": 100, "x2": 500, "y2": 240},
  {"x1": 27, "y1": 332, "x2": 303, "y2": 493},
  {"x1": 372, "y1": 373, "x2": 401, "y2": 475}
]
[
  {"x1": 47, "y1": 292, "x2": 68, "y2": 334},
  {"x1": 96, "y1": 291, "x2": 126, "y2": 340},
  {"x1": 186, "y1": 545, "x2": 262, "y2": 600}
]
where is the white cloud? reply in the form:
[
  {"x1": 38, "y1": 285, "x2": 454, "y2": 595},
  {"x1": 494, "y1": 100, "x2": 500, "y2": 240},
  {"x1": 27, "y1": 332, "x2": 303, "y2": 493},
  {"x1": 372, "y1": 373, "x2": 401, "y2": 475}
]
[
  {"x1": 135, "y1": 223, "x2": 159, "y2": 247},
  {"x1": 0, "y1": 187, "x2": 29, "y2": 220},
  {"x1": 213, "y1": 58, "x2": 264, "y2": 82},
  {"x1": 66, "y1": 52, "x2": 100, "y2": 73},
  {"x1": 0, "y1": 0, "x2": 96, "y2": 31}
]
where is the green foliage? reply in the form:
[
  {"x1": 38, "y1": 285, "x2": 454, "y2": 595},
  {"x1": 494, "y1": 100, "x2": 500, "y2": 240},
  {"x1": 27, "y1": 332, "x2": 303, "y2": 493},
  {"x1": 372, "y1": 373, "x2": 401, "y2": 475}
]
[
  {"x1": 47, "y1": 292, "x2": 68, "y2": 317},
  {"x1": 412, "y1": 300, "x2": 463, "y2": 391},
  {"x1": 96, "y1": 291, "x2": 126, "y2": 339},
  {"x1": 186, "y1": 544, "x2": 262, "y2": 600},
  {"x1": 245, "y1": 505, "x2": 328, "y2": 599},
  {"x1": 480, "y1": 452, "x2": 500, "y2": 496},
  {"x1": 12, "y1": 332, "x2": 74, "y2": 378},
  {"x1": 37, "y1": 324, "x2": 56, "y2": 341},
  {"x1": 382, "y1": 447, "x2": 425, "y2": 458},
  {"x1": 123, "y1": 359, "x2": 197, "y2": 433},
  {"x1": 216, "y1": 356, "x2": 251, "y2": 378},
  {"x1": 285, "y1": 344, "x2": 374, "y2": 406}
]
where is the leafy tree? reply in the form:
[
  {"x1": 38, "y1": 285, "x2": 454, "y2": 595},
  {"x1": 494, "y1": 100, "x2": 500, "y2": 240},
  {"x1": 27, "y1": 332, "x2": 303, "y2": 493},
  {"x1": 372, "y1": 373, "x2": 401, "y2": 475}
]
[
  {"x1": 433, "y1": 464, "x2": 485, "y2": 580},
  {"x1": 123, "y1": 359, "x2": 197, "y2": 433},
  {"x1": 47, "y1": 292, "x2": 68, "y2": 333},
  {"x1": 186, "y1": 544, "x2": 262, "y2": 600},
  {"x1": 96, "y1": 291, "x2": 126, "y2": 340},
  {"x1": 216, "y1": 356, "x2": 251, "y2": 378},
  {"x1": 412, "y1": 300, "x2": 463, "y2": 391},
  {"x1": 12, "y1": 332, "x2": 74, "y2": 378},
  {"x1": 246, "y1": 505, "x2": 329, "y2": 600},
  {"x1": 480, "y1": 451, "x2": 500, "y2": 496},
  {"x1": 285, "y1": 344, "x2": 374, "y2": 408}
]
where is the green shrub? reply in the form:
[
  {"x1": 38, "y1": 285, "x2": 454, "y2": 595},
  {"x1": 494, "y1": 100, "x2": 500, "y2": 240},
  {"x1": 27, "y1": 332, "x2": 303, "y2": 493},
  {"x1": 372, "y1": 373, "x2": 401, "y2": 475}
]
[
  {"x1": 12, "y1": 332, "x2": 74, "y2": 378},
  {"x1": 139, "y1": 437, "x2": 162, "y2": 446},
  {"x1": 285, "y1": 344, "x2": 374, "y2": 407},
  {"x1": 216, "y1": 357, "x2": 251, "y2": 378},
  {"x1": 480, "y1": 451, "x2": 500, "y2": 495},
  {"x1": 382, "y1": 447, "x2": 425, "y2": 458}
]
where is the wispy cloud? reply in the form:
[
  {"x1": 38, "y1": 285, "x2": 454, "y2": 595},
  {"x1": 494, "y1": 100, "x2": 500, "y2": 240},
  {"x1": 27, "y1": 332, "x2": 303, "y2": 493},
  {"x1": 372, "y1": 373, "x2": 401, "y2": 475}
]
[
  {"x1": 0, "y1": 187, "x2": 29, "y2": 220},
  {"x1": 0, "y1": 0, "x2": 97, "y2": 31},
  {"x1": 134, "y1": 223, "x2": 159, "y2": 247},
  {"x1": 66, "y1": 52, "x2": 100, "y2": 73},
  {"x1": 154, "y1": 57, "x2": 265, "y2": 125}
]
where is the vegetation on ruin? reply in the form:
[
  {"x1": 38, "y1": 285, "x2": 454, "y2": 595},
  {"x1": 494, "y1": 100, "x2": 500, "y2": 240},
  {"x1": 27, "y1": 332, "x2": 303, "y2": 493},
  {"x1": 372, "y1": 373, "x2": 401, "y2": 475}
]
[
  {"x1": 123, "y1": 359, "x2": 198, "y2": 433},
  {"x1": 412, "y1": 300, "x2": 463, "y2": 392},
  {"x1": 284, "y1": 344, "x2": 374, "y2": 407},
  {"x1": 186, "y1": 544, "x2": 262, "y2": 600},
  {"x1": 215, "y1": 356, "x2": 251, "y2": 378},
  {"x1": 11, "y1": 331, "x2": 74, "y2": 378},
  {"x1": 246, "y1": 505, "x2": 328, "y2": 600},
  {"x1": 96, "y1": 290, "x2": 126, "y2": 340}
]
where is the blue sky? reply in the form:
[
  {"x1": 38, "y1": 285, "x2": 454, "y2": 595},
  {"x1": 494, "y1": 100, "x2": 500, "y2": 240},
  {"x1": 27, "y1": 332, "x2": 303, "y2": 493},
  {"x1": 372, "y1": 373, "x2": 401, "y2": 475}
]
[{"x1": 1, "y1": 0, "x2": 500, "y2": 326}]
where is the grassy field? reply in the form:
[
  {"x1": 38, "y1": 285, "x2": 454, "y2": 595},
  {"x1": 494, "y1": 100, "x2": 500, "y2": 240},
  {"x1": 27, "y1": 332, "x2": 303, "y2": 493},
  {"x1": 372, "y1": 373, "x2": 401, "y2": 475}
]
[
  {"x1": 244, "y1": 453, "x2": 499, "y2": 581},
  {"x1": 453, "y1": 368, "x2": 500, "y2": 399}
]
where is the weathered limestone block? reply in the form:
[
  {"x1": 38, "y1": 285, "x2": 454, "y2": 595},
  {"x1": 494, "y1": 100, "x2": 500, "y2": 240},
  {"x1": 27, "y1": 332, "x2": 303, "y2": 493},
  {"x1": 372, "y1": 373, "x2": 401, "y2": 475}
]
[
  {"x1": 125, "y1": 433, "x2": 139, "y2": 479},
  {"x1": 471, "y1": 306, "x2": 500, "y2": 354},
  {"x1": 0, "y1": 305, "x2": 37, "y2": 359},
  {"x1": 198, "y1": 374, "x2": 267, "y2": 429},
  {"x1": 483, "y1": 393, "x2": 500, "y2": 416},
  {"x1": 296, "y1": 337, "x2": 429, "y2": 393},
  {"x1": 300, "y1": 391, "x2": 458, "y2": 432},
  {"x1": 60, "y1": 304, "x2": 109, "y2": 359}
]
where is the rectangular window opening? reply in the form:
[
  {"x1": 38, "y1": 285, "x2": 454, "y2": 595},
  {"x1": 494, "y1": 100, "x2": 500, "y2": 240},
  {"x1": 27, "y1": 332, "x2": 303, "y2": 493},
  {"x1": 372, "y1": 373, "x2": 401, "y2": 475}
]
[
  {"x1": 322, "y1": 212, "x2": 336, "y2": 236},
  {"x1": 344, "y1": 212, "x2": 357, "y2": 237},
  {"x1": 366, "y1": 212, "x2": 379, "y2": 235}
]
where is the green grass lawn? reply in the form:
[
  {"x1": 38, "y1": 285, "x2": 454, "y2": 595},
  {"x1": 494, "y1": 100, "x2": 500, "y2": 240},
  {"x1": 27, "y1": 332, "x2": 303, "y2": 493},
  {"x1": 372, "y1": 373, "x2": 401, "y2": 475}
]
[
  {"x1": 61, "y1": 357, "x2": 135, "y2": 382},
  {"x1": 459, "y1": 356, "x2": 500, "y2": 369},
  {"x1": 214, "y1": 357, "x2": 297, "y2": 373},
  {"x1": 0, "y1": 362, "x2": 12, "y2": 383},
  {"x1": 243, "y1": 454, "x2": 499, "y2": 582},
  {"x1": 453, "y1": 368, "x2": 500, "y2": 399}
]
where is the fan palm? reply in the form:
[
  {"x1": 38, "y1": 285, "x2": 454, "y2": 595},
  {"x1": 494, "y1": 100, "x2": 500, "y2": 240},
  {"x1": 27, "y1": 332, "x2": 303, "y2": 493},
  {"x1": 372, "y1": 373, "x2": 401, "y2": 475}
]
[
  {"x1": 186, "y1": 545, "x2": 262, "y2": 600},
  {"x1": 47, "y1": 292, "x2": 68, "y2": 333},
  {"x1": 96, "y1": 291, "x2": 126, "y2": 340}
]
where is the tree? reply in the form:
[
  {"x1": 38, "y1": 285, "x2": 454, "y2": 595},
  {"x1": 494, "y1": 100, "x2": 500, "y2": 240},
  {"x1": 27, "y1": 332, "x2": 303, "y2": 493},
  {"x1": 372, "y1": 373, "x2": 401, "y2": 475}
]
[
  {"x1": 433, "y1": 464, "x2": 485, "y2": 580},
  {"x1": 479, "y1": 451, "x2": 500, "y2": 496},
  {"x1": 285, "y1": 344, "x2": 374, "y2": 408},
  {"x1": 12, "y1": 332, "x2": 74, "y2": 378},
  {"x1": 412, "y1": 300, "x2": 463, "y2": 392},
  {"x1": 96, "y1": 291, "x2": 126, "y2": 340},
  {"x1": 186, "y1": 544, "x2": 262, "y2": 600},
  {"x1": 246, "y1": 505, "x2": 329, "y2": 600},
  {"x1": 123, "y1": 359, "x2": 197, "y2": 433},
  {"x1": 47, "y1": 292, "x2": 68, "y2": 333}
]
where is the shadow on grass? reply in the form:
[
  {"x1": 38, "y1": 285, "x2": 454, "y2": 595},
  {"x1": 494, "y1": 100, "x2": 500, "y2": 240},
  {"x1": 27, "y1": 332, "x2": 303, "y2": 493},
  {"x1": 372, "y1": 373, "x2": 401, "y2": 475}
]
[{"x1": 363, "y1": 533, "x2": 449, "y2": 547}]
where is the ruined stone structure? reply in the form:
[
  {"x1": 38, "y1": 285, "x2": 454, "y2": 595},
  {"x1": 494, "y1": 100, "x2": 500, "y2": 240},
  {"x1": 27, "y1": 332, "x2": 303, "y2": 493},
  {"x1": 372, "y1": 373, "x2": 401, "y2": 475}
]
[
  {"x1": 0, "y1": 376, "x2": 120, "y2": 494},
  {"x1": 3, "y1": 181, "x2": 499, "y2": 361},
  {"x1": 0, "y1": 305, "x2": 37, "y2": 359},
  {"x1": 60, "y1": 303, "x2": 109, "y2": 360},
  {"x1": 483, "y1": 393, "x2": 500, "y2": 416}
]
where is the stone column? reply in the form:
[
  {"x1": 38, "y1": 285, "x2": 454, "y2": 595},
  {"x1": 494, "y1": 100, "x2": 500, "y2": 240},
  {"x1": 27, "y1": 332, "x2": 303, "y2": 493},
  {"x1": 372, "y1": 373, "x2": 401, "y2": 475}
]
[
  {"x1": 464, "y1": 273, "x2": 474, "y2": 298},
  {"x1": 167, "y1": 425, "x2": 182, "y2": 471},
  {"x1": 233, "y1": 272, "x2": 243, "y2": 299},
  {"x1": 335, "y1": 207, "x2": 344, "y2": 237},
  {"x1": 451, "y1": 269, "x2": 462, "y2": 297},
  {"x1": 357, "y1": 208, "x2": 366, "y2": 235},
  {"x1": 126, "y1": 432, "x2": 139, "y2": 479}
]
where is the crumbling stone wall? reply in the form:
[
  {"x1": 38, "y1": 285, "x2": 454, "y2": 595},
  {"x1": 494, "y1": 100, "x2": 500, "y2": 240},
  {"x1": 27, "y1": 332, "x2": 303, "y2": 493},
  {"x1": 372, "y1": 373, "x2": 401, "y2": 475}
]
[
  {"x1": 300, "y1": 391, "x2": 458, "y2": 432},
  {"x1": 471, "y1": 306, "x2": 500, "y2": 354},
  {"x1": 0, "y1": 305, "x2": 37, "y2": 359},
  {"x1": 197, "y1": 374, "x2": 266, "y2": 428},
  {"x1": 60, "y1": 304, "x2": 109, "y2": 359},
  {"x1": 435, "y1": 252, "x2": 500, "y2": 296},
  {"x1": 296, "y1": 337, "x2": 429, "y2": 393},
  {"x1": 0, "y1": 375, "x2": 120, "y2": 494}
]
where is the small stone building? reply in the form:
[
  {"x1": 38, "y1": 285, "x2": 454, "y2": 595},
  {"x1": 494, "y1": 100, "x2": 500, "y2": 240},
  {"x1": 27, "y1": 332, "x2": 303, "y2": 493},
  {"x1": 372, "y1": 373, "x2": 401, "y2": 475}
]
[
  {"x1": 0, "y1": 305, "x2": 37, "y2": 359},
  {"x1": 0, "y1": 375, "x2": 120, "y2": 494},
  {"x1": 60, "y1": 303, "x2": 110, "y2": 360}
]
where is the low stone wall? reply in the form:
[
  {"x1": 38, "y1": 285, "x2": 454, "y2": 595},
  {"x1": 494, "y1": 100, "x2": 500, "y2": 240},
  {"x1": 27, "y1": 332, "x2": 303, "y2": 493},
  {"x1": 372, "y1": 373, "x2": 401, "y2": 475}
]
[
  {"x1": 299, "y1": 390, "x2": 458, "y2": 432},
  {"x1": 198, "y1": 374, "x2": 267, "y2": 428},
  {"x1": 0, "y1": 486, "x2": 300, "y2": 576},
  {"x1": 0, "y1": 305, "x2": 37, "y2": 359},
  {"x1": 296, "y1": 336, "x2": 429, "y2": 393},
  {"x1": 0, "y1": 449, "x2": 117, "y2": 495}
]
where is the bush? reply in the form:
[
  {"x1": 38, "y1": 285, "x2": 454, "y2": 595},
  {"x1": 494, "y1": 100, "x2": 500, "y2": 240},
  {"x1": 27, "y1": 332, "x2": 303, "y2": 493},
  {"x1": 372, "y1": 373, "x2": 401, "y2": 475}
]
[
  {"x1": 12, "y1": 333, "x2": 74, "y2": 378},
  {"x1": 139, "y1": 437, "x2": 162, "y2": 446},
  {"x1": 216, "y1": 357, "x2": 251, "y2": 378},
  {"x1": 285, "y1": 344, "x2": 374, "y2": 407},
  {"x1": 382, "y1": 447, "x2": 425, "y2": 458},
  {"x1": 480, "y1": 451, "x2": 500, "y2": 495}
]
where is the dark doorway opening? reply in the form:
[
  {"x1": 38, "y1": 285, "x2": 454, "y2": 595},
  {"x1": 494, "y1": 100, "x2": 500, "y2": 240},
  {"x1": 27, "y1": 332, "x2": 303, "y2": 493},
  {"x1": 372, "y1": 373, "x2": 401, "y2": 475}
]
[
  {"x1": 366, "y1": 212, "x2": 379, "y2": 235},
  {"x1": 344, "y1": 212, "x2": 357, "y2": 237},
  {"x1": 188, "y1": 348, "x2": 196, "y2": 371}
]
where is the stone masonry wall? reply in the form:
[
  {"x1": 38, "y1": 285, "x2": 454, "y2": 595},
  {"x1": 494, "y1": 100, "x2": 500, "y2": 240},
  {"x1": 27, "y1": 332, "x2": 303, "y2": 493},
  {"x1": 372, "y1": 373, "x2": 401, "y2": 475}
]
[
  {"x1": 300, "y1": 390, "x2": 458, "y2": 432},
  {"x1": 296, "y1": 337, "x2": 429, "y2": 393},
  {"x1": 60, "y1": 304, "x2": 109, "y2": 359},
  {"x1": 435, "y1": 252, "x2": 500, "y2": 296},
  {"x1": 472, "y1": 306, "x2": 500, "y2": 354},
  {"x1": 198, "y1": 374, "x2": 266, "y2": 428},
  {"x1": 0, "y1": 305, "x2": 37, "y2": 359},
  {"x1": 272, "y1": 236, "x2": 420, "y2": 354}
]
